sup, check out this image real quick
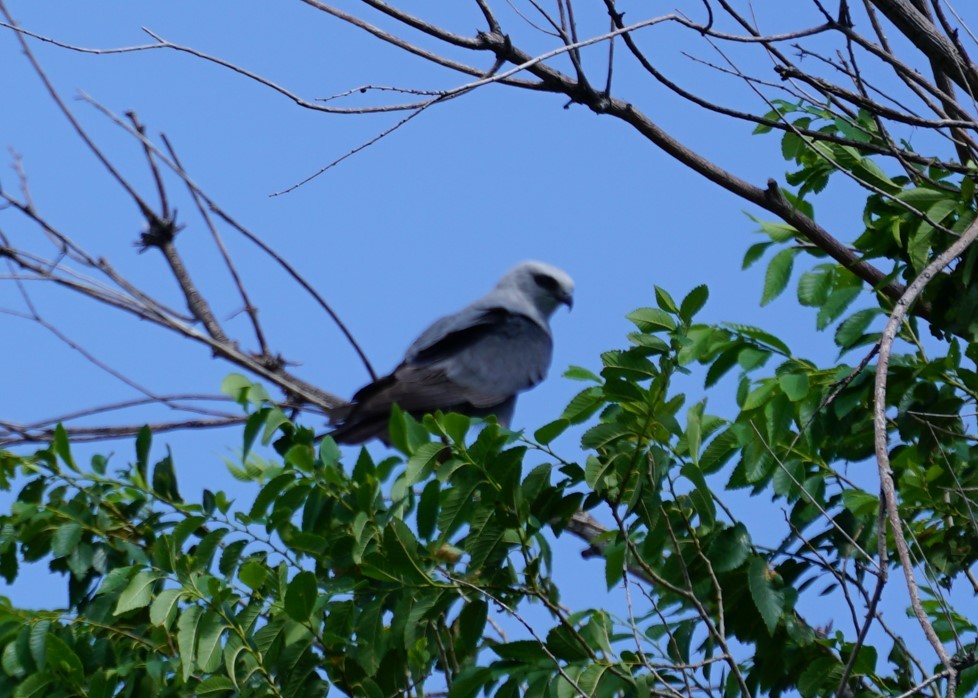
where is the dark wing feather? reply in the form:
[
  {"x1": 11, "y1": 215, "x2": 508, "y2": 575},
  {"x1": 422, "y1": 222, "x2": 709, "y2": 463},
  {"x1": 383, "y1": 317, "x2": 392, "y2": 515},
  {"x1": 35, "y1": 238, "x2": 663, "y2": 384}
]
[{"x1": 328, "y1": 308, "x2": 552, "y2": 444}]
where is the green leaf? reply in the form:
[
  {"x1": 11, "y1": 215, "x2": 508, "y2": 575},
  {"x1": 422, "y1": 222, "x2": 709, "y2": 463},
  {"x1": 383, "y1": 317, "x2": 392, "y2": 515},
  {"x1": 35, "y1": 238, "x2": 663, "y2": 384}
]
[
  {"x1": 219, "y1": 540, "x2": 248, "y2": 577},
  {"x1": 797, "y1": 267, "x2": 832, "y2": 307},
  {"x1": 560, "y1": 387, "x2": 606, "y2": 424},
  {"x1": 150, "y1": 588, "x2": 183, "y2": 627},
  {"x1": 249, "y1": 473, "x2": 294, "y2": 520},
  {"x1": 741, "y1": 380, "x2": 777, "y2": 411},
  {"x1": 135, "y1": 425, "x2": 152, "y2": 477},
  {"x1": 114, "y1": 571, "x2": 159, "y2": 615},
  {"x1": 285, "y1": 571, "x2": 318, "y2": 622},
  {"x1": 221, "y1": 373, "x2": 253, "y2": 404},
  {"x1": 196, "y1": 611, "x2": 226, "y2": 673},
  {"x1": 29, "y1": 621, "x2": 49, "y2": 670},
  {"x1": 45, "y1": 632, "x2": 83, "y2": 680},
  {"x1": 534, "y1": 418, "x2": 569, "y2": 445},
  {"x1": 581, "y1": 423, "x2": 631, "y2": 451},
  {"x1": 726, "y1": 323, "x2": 792, "y2": 356},
  {"x1": 778, "y1": 373, "x2": 810, "y2": 402},
  {"x1": 285, "y1": 443, "x2": 315, "y2": 472},
  {"x1": 748, "y1": 556, "x2": 784, "y2": 635},
  {"x1": 705, "y1": 346, "x2": 742, "y2": 388},
  {"x1": 51, "y1": 523, "x2": 83, "y2": 558},
  {"x1": 686, "y1": 402, "x2": 704, "y2": 465},
  {"x1": 761, "y1": 248, "x2": 797, "y2": 306},
  {"x1": 708, "y1": 523, "x2": 751, "y2": 572},
  {"x1": 626, "y1": 307, "x2": 676, "y2": 332},
  {"x1": 319, "y1": 436, "x2": 341, "y2": 467},
  {"x1": 654, "y1": 286, "x2": 679, "y2": 313},
  {"x1": 172, "y1": 515, "x2": 208, "y2": 550},
  {"x1": 604, "y1": 542, "x2": 625, "y2": 590},
  {"x1": 679, "y1": 284, "x2": 709, "y2": 322},
  {"x1": 177, "y1": 605, "x2": 203, "y2": 680},
  {"x1": 52, "y1": 424, "x2": 77, "y2": 471},
  {"x1": 834, "y1": 308, "x2": 880, "y2": 349},
  {"x1": 491, "y1": 640, "x2": 551, "y2": 662},
  {"x1": 841, "y1": 489, "x2": 879, "y2": 517},
  {"x1": 239, "y1": 559, "x2": 270, "y2": 591},
  {"x1": 417, "y1": 479, "x2": 440, "y2": 541},
  {"x1": 405, "y1": 442, "x2": 446, "y2": 487},
  {"x1": 13, "y1": 673, "x2": 52, "y2": 698},
  {"x1": 196, "y1": 676, "x2": 235, "y2": 695},
  {"x1": 2, "y1": 639, "x2": 26, "y2": 678},
  {"x1": 564, "y1": 366, "x2": 601, "y2": 382},
  {"x1": 193, "y1": 528, "x2": 229, "y2": 570},
  {"x1": 742, "y1": 241, "x2": 771, "y2": 269},
  {"x1": 816, "y1": 286, "x2": 860, "y2": 330},
  {"x1": 152, "y1": 449, "x2": 182, "y2": 502}
]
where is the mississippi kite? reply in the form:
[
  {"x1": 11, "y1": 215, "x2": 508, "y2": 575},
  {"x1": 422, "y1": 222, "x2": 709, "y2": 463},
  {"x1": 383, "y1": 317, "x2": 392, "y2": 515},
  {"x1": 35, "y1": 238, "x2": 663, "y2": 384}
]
[{"x1": 328, "y1": 261, "x2": 574, "y2": 444}]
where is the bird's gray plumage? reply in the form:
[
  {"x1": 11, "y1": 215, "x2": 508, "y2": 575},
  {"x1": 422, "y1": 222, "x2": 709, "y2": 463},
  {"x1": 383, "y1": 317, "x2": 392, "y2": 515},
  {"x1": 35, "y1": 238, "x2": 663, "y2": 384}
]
[{"x1": 328, "y1": 261, "x2": 574, "y2": 444}]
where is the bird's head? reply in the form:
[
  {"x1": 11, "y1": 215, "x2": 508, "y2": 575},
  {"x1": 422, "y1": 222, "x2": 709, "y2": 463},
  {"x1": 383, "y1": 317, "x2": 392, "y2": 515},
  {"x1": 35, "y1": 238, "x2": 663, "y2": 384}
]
[{"x1": 498, "y1": 260, "x2": 574, "y2": 319}]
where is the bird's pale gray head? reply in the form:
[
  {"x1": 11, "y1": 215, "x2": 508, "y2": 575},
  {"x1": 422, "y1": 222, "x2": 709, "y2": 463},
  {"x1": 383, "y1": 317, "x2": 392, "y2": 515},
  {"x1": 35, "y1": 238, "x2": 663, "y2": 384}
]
[{"x1": 496, "y1": 261, "x2": 574, "y2": 320}]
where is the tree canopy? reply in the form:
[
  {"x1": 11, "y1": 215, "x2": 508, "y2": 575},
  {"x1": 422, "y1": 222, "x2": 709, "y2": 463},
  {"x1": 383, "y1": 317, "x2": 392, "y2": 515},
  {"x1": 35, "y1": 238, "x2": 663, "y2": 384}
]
[{"x1": 0, "y1": 1, "x2": 977, "y2": 696}]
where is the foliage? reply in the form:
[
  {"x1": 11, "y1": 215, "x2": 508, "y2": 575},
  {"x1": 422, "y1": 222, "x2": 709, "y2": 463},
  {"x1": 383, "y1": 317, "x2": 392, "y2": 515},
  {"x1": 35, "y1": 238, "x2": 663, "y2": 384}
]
[
  {"x1": 0, "y1": 259, "x2": 975, "y2": 696},
  {"x1": 2, "y1": 5, "x2": 978, "y2": 696}
]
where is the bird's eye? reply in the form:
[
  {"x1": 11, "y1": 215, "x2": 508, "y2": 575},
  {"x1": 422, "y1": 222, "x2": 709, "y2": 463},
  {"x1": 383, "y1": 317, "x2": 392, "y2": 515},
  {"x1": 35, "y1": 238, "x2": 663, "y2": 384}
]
[{"x1": 533, "y1": 273, "x2": 560, "y2": 293}]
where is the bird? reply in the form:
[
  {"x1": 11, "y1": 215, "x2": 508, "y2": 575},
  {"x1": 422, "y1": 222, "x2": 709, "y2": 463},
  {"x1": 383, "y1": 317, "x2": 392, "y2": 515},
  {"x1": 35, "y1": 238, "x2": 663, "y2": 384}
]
[{"x1": 328, "y1": 261, "x2": 574, "y2": 445}]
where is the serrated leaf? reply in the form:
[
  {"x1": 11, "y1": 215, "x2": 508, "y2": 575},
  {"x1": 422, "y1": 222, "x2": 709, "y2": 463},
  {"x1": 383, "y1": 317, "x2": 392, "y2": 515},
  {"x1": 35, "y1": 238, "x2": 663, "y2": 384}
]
[
  {"x1": 726, "y1": 324, "x2": 792, "y2": 355},
  {"x1": 742, "y1": 241, "x2": 771, "y2": 269},
  {"x1": 319, "y1": 436, "x2": 341, "y2": 467},
  {"x1": 221, "y1": 373, "x2": 253, "y2": 404},
  {"x1": 654, "y1": 285, "x2": 679, "y2": 313},
  {"x1": 150, "y1": 588, "x2": 183, "y2": 627},
  {"x1": 834, "y1": 308, "x2": 879, "y2": 349},
  {"x1": 196, "y1": 611, "x2": 226, "y2": 673},
  {"x1": 28, "y1": 621, "x2": 49, "y2": 670},
  {"x1": 679, "y1": 284, "x2": 709, "y2": 322},
  {"x1": 177, "y1": 605, "x2": 203, "y2": 680},
  {"x1": 405, "y1": 442, "x2": 446, "y2": 487},
  {"x1": 45, "y1": 632, "x2": 83, "y2": 679},
  {"x1": 748, "y1": 557, "x2": 784, "y2": 635},
  {"x1": 761, "y1": 248, "x2": 797, "y2": 306},
  {"x1": 13, "y1": 673, "x2": 51, "y2": 698},
  {"x1": 285, "y1": 571, "x2": 318, "y2": 622},
  {"x1": 708, "y1": 523, "x2": 751, "y2": 572},
  {"x1": 249, "y1": 473, "x2": 294, "y2": 520},
  {"x1": 797, "y1": 268, "x2": 832, "y2": 307},
  {"x1": 239, "y1": 559, "x2": 270, "y2": 591},
  {"x1": 534, "y1": 419, "x2": 569, "y2": 445},
  {"x1": 196, "y1": 676, "x2": 235, "y2": 695},
  {"x1": 560, "y1": 387, "x2": 606, "y2": 424},
  {"x1": 114, "y1": 571, "x2": 159, "y2": 615},
  {"x1": 581, "y1": 423, "x2": 631, "y2": 451},
  {"x1": 705, "y1": 346, "x2": 742, "y2": 388},
  {"x1": 626, "y1": 307, "x2": 676, "y2": 332},
  {"x1": 219, "y1": 540, "x2": 248, "y2": 577},
  {"x1": 564, "y1": 366, "x2": 601, "y2": 382},
  {"x1": 193, "y1": 528, "x2": 229, "y2": 570},
  {"x1": 778, "y1": 373, "x2": 810, "y2": 402},
  {"x1": 741, "y1": 380, "x2": 777, "y2": 411},
  {"x1": 51, "y1": 523, "x2": 83, "y2": 558},
  {"x1": 152, "y1": 450, "x2": 182, "y2": 502},
  {"x1": 604, "y1": 542, "x2": 625, "y2": 590},
  {"x1": 841, "y1": 489, "x2": 879, "y2": 516},
  {"x1": 817, "y1": 287, "x2": 861, "y2": 330},
  {"x1": 417, "y1": 480, "x2": 440, "y2": 540}
]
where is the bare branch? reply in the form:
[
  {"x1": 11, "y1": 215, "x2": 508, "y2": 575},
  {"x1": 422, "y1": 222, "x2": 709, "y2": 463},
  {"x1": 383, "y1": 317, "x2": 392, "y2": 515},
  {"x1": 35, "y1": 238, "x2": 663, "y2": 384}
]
[{"x1": 873, "y1": 212, "x2": 978, "y2": 672}]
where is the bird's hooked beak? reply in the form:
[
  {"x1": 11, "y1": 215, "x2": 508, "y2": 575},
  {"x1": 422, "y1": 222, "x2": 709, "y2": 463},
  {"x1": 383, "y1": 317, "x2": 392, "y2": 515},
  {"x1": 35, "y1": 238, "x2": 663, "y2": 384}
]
[{"x1": 559, "y1": 291, "x2": 574, "y2": 311}]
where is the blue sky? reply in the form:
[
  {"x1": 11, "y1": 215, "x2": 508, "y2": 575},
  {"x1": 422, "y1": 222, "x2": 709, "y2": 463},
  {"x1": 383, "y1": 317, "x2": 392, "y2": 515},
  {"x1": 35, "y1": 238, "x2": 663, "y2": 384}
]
[{"x1": 1, "y1": 0, "x2": 970, "y2": 687}]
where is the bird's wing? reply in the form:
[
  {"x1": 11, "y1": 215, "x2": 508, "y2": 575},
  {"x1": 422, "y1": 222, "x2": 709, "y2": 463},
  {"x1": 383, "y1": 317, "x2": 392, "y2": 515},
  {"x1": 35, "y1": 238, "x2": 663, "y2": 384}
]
[{"x1": 329, "y1": 308, "x2": 552, "y2": 444}]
